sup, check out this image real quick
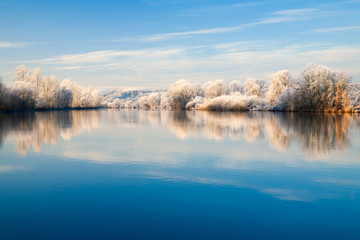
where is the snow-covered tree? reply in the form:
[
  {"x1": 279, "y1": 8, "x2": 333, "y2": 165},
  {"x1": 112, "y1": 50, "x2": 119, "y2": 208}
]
[
  {"x1": 147, "y1": 92, "x2": 161, "y2": 109},
  {"x1": 228, "y1": 80, "x2": 244, "y2": 94},
  {"x1": 199, "y1": 95, "x2": 248, "y2": 111},
  {"x1": 39, "y1": 75, "x2": 58, "y2": 108},
  {"x1": 138, "y1": 96, "x2": 150, "y2": 109},
  {"x1": 204, "y1": 80, "x2": 227, "y2": 99},
  {"x1": 31, "y1": 67, "x2": 42, "y2": 88},
  {"x1": 61, "y1": 79, "x2": 82, "y2": 108},
  {"x1": 267, "y1": 70, "x2": 293, "y2": 105},
  {"x1": 245, "y1": 79, "x2": 266, "y2": 97},
  {"x1": 185, "y1": 96, "x2": 204, "y2": 110},
  {"x1": 90, "y1": 89, "x2": 101, "y2": 108},
  {"x1": 12, "y1": 65, "x2": 31, "y2": 83},
  {"x1": 166, "y1": 80, "x2": 196, "y2": 110},
  {"x1": 58, "y1": 78, "x2": 101, "y2": 108},
  {"x1": 294, "y1": 64, "x2": 351, "y2": 111},
  {"x1": 11, "y1": 81, "x2": 36, "y2": 109},
  {"x1": 193, "y1": 82, "x2": 205, "y2": 97},
  {"x1": 54, "y1": 87, "x2": 73, "y2": 108},
  {"x1": 160, "y1": 92, "x2": 170, "y2": 109},
  {"x1": 0, "y1": 81, "x2": 6, "y2": 109},
  {"x1": 125, "y1": 100, "x2": 133, "y2": 109}
]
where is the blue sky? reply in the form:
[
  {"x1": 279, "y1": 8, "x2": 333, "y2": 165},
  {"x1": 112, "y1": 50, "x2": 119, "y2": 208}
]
[{"x1": 0, "y1": 0, "x2": 359, "y2": 88}]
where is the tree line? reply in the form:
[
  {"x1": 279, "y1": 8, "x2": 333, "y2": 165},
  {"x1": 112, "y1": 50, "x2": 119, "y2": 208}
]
[
  {"x1": 1, "y1": 64, "x2": 359, "y2": 113},
  {"x1": 0, "y1": 66, "x2": 101, "y2": 111},
  {"x1": 113, "y1": 64, "x2": 358, "y2": 113}
]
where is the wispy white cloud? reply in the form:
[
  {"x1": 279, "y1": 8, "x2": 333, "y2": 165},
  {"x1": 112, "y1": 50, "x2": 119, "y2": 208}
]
[
  {"x1": 36, "y1": 48, "x2": 183, "y2": 65},
  {"x1": 310, "y1": 25, "x2": 360, "y2": 33},
  {"x1": 142, "y1": 0, "x2": 191, "y2": 7},
  {"x1": 56, "y1": 66, "x2": 88, "y2": 70},
  {"x1": 283, "y1": 42, "x2": 333, "y2": 49},
  {"x1": 180, "y1": 2, "x2": 262, "y2": 16},
  {"x1": 68, "y1": 45, "x2": 360, "y2": 87},
  {"x1": 142, "y1": 26, "x2": 243, "y2": 41},
  {"x1": 300, "y1": 46, "x2": 360, "y2": 62},
  {"x1": 272, "y1": 8, "x2": 316, "y2": 16},
  {"x1": 7, "y1": 40, "x2": 360, "y2": 88},
  {"x1": 0, "y1": 41, "x2": 29, "y2": 48},
  {"x1": 212, "y1": 41, "x2": 268, "y2": 51},
  {"x1": 42, "y1": 50, "x2": 144, "y2": 64},
  {"x1": 141, "y1": 8, "x2": 333, "y2": 41},
  {"x1": 95, "y1": 7, "x2": 341, "y2": 44},
  {"x1": 341, "y1": 0, "x2": 360, "y2": 3}
]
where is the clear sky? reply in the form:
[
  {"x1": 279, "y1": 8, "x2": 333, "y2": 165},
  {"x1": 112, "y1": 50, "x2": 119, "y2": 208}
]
[{"x1": 0, "y1": 0, "x2": 359, "y2": 89}]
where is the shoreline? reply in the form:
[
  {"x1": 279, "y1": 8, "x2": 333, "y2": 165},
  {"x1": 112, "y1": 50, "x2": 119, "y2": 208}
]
[{"x1": 2, "y1": 107, "x2": 359, "y2": 115}]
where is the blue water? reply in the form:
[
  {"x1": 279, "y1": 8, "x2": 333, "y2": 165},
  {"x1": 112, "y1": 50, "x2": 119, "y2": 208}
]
[{"x1": 0, "y1": 110, "x2": 359, "y2": 239}]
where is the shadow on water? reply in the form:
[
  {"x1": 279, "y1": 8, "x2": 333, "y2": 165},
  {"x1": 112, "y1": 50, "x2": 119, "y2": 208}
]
[{"x1": 0, "y1": 109, "x2": 359, "y2": 158}]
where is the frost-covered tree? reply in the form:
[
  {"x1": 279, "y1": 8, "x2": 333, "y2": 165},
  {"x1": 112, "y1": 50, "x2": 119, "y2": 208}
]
[
  {"x1": 0, "y1": 81, "x2": 20, "y2": 110},
  {"x1": 148, "y1": 92, "x2": 161, "y2": 109},
  {"x1": 204, "y1": 80, "x2": 227, "y2": 99},
  {"x1": 185, "y1": 96, "x2": 204, "y2": 110},
  {"x1": 12, "y1": 65, "x2": 31, "y2": 83},
  {"x1": 166, "y1": 80, "x2": 196, "y2": 110},
  {"x1": 199, "y1": 95, "x2": 248, "y2": 111},
  {"x1": 79, "y1": 86, "x2": 101, "y2": 108},
  {"x1": 160, "y1": 92, "x2": 170, "y2": 109},
  {"x1": 39, "y1": 75, "x2": 58, "y2": 108},
  {"x1": 333, "y1": 70, "x2": 352, "y2": 111},
  {"x1": 125, "y1": 100, "x2": 133, "y2": 109},
  {"x1": 294, "y1": 64, "x2": 351, "y2": 111},
  {"x1": 3, "y1": 65, "x2": 102, "y2": 110},
  {"x1": 138, "y1": 96, "x2": 150, "y2": 109},
  {"x1": 245, "y1": 79, "x2": 266, "y2": 97},
  {"x1": 277, "y1": 87, "x2": 296, "y2": 110},
  {"x1": 54, "y1": 87, "x2": 73, "y2": 108},
  {"x1": 0, "y1": 81, "x2": 5, "y2": 109},
  {"x1": 61, "y1": 79, "x2": 82, "y2": 108},
  {"x1": 267, "y1": 70, "x2": 293, "y2": 105},
  {"x1": 58, "y1": 78, "x2": 101, "y2": 108},
  {"x1": 31, "y1": 67, "x2": 42, "y2": 88},
  {"x1": 11, "y1": 81, "x2": 36, "y2": 109},
  {"x1": 346, "y1": 83, "x2": 360, "y2": 110},
  {"x1": 228, "y1": 80, "x2": 244, "y2": 94},
  {"x1": 297, "y1": 65, "x2": 331, "y2": 110},
  {"x1": 193, "y1": 82, "x2": 205, "y2": 97},
  {"x1": 90, "y1": 88, "x2": 101, "y2": 108}
]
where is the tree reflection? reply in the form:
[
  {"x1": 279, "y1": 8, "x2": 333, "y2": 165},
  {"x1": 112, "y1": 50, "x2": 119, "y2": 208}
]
[
  {"x1": 0, "y1": 110, "x2": 100, "y2": 155},
  {"x1": 0, "y1": 109, "x2": 358, "y2": 158},
  {"x1": 132, "y1": 111, "x2": 356, "y2": 158}
]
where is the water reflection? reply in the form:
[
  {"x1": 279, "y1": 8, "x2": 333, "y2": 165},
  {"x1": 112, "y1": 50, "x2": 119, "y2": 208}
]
[
  {"x1": 0, "y1": 110, "x2": 359, "y2": 158},
  {"x1": 274, "y1": 113, "x2": 353, "y2": 158},
  {"x1": 105, "y1": 110, "x2": 357, "y2": 158},
  {"x1": 1, "y1": 110, "x2": 360, "y2": 204},
  {"x1": 0, "y1": 110, "x2": 100, "y2": 155}
]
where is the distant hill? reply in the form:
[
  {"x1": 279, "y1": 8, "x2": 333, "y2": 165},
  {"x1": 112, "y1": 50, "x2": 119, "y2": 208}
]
[{"x1": 102, "y1": 88, "x2": 166, "y2": 105}]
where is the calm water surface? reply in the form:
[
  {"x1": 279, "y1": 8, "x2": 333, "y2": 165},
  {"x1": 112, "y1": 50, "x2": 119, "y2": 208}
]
[{"x1": 0, "y1": 110, "x2": 360, "y2": 240}]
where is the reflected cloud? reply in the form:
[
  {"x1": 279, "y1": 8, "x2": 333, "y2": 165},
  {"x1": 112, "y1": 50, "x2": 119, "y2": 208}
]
[
  {"x1": 125, "y1": 168, "x2": 338, "y2": 202},
  {"x1": 261, "y1": 188, "x2": 314, "y2": 202},
  {"x1": 315, "y1": 178, "x2": 360, "y2": 187},
  {"x1": 0, "y1": 165, "x2": 28, "y2": 173}
]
